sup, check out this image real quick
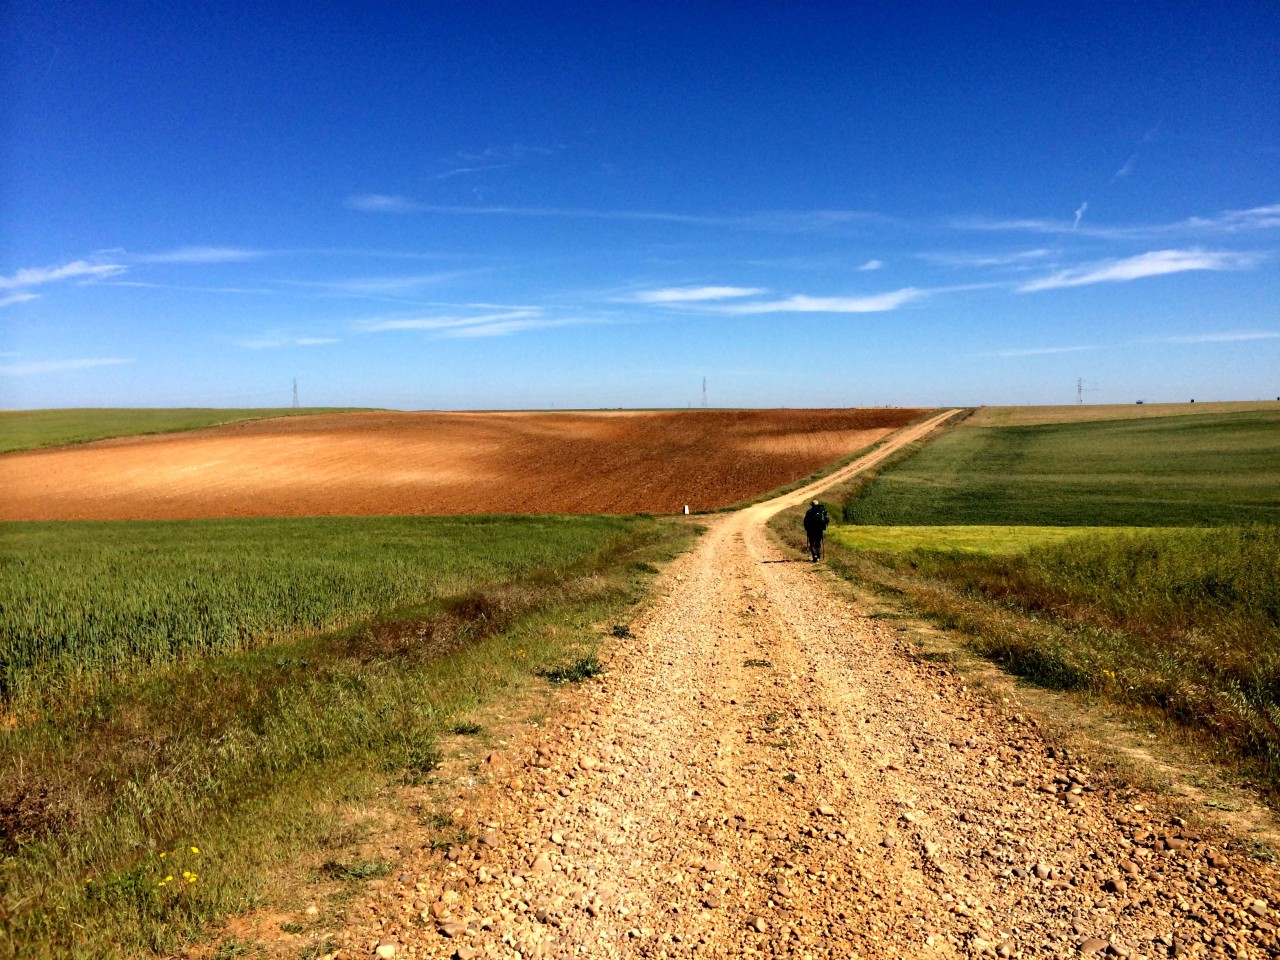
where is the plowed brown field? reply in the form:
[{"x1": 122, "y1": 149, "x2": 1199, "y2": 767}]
[{"x1": 0, "y1": 409, "x2": 924, "y2": 521}]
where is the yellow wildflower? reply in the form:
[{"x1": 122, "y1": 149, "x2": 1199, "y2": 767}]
[{"x1": 190, "y1": 846, "x2": 200, "y2": 854}]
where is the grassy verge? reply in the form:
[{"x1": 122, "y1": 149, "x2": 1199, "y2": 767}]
[
  {"x1": 843, "y1": 410, "x2": 1280, "y2": 526},
  {"x1": 0, "y1": 516, "x2": 695, "y2": 959},
  {"x1": 0, "y1": 408, "x2": 372, "y2": 454}
]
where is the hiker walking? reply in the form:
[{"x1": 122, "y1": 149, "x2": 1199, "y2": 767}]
[{"x1": 802, "y1": 500, "x2": 829, "y2": 562}]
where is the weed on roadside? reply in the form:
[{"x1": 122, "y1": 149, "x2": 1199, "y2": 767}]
[
  {"x1": 417, "y1": 810, "x2": 454, "y2": 830},
  {"x1": 214, "y1": 941, "x2": 260, "y2": 960},
  {"x1": 429, "y1": 827, "x2": 473, "y2": 852},
  {"x1": 320, "y1": 859, "x2": 390, "y2": 882},
  {"x1": 539, "y1": 656, "x2": 603, "y2": 684},
  {"x1": 1229, "y1": 838, "x2": 1278, "y2": 864}
]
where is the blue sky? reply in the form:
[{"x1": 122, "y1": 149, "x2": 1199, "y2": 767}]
[{"x1": 3, "y1": 2, "x2": 1277, "y2": 410}]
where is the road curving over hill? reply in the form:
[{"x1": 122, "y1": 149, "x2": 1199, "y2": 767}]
[{"x1": 344, "y1": 410, "x2": 1280, "y2": 960}]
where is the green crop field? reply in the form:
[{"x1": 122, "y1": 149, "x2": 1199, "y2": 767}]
[
  {"x1": 0, "y1": 515, "x2": 637, "y2": 701},
  {"x1": 842, "y1": 410, "x2": 1280, "y2": 527},
  {"x1": 965, "y1": 399, "x2": 1280, "y2": 428},
  {"x1": 0, "y1": 513, "x2": 693, "y2": 959},
  {"x1": 0, "y1": 407, "x2": 371, "y2": 453}
]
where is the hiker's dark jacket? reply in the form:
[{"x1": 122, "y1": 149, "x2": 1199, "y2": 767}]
[{"x1": 803, "y1": 503, "x2": 829, "y2": 535}]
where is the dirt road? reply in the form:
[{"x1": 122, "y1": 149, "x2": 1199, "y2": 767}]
[{"x1": 345, "y1": 412, "x2": 1279, "y2": 960}]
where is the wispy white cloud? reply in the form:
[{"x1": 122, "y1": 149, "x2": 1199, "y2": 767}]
[
  {"x1": 455, "y1": 144, "x2": 560, "y2": 163},
  {"x1": 109, "y1": 281, "x2": 275, "y2": 294},
  {"x1": 0, "y1": 259, "x2": 126, "y2": 290},
  {"x1": 0, "y1": 357, "x2": 132, "y2": 376},
  {"x1": 955, "y1": 202, "x2": 1280, "y2": 239},
  {"x1": 357, "y1": 307, "x2": 589, "y2": 339},
  {"x1": 1113, "y1": 154, "x2": 1138, "y2": 180},
  {"x1": 718, "y1": 288, "x2": 925, "y2": 314},
  {"x1": 433, "y1": 143, "x2": 562, "y2": 180},
  {"x1": 286, "y1": 272, "x2": 466, "y2": 295},
  {"x1": 1156, "y1": 331, "x2": 1279, "y2": 344},
  {"x1": 437, "y1": 316, "x2": 583, "y2": 338},
  {"x1": 922, "y1": 249, "x2": 1054, "y2": 269},
  {"x1": 952, "y1": 216, "x2": 1076, "y2": 235},
  {"x1": 346, "y1": 194, "x2": 424, "y2": 214},
  {"x1": 857, "y1": 259, "x2": 883, "y2": 271},
  {"x1": 626, "y1": 286, "x2": 767, "y2": 304},
  {"x1": 236, "y1": 335, "x2": 341, "y2": 349},
  {"x1": 1185, "y1": 204, "x2": 1280, "y2": 232},
  {"x1": 279, "y1": 273, "x2": 471, "y2": 300},
  {"x1": 346, "y1": 197, "x2": 889, "y2": 232},
  {"x1": 433, "y1": 163, "x2": 516, "y2": 180},
  {"x1": 135, "y1": 246, "x2": 266, "y2": 264},
  {"x1": 0, "y1": 292, "x2": 40, "y2": 308},
  {"x1": 386, "y1": 203, "x2": 740, "y2": 226},
  {"x1": 360, "y1": 310, "x2": 542, "y2": 333},
  {"x1": 1019, "y1": 249, "x2": 1255, "y2": 292},
  {"x1": 991, "y1": 345, "x2": 1098, "y2": 358},
  {"x1": 1072, "y1": 202, "x2": 1088, "y2": 230}
]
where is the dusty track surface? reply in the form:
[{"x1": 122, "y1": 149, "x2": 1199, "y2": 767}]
[
  {"x1": 0, "y1": 408, "x2": 921, "y2": 521},
  {"x1": 336, "y1": 411, "x2": 1280, "y2": 960}
]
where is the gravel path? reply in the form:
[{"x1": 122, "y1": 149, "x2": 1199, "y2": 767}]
[{"x1": 344, "y1": 412, "x2": 1279, "y2": 960}]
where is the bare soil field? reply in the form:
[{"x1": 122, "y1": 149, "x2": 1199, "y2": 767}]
[
  {"x1": 965, "y1": 400, "x2": 1280, "y2": 428},
  {"x1": 0, "y1": 409, "x2": 923, "y2": 521}
]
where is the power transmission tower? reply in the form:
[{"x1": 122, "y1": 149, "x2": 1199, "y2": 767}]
[
  {"x1": 292, "y1": 378, "x2": 299, "y2": 408},
  {"x1": 1076, "y1": 377, "x2": 1099, "y2": 404},
  {"x1": 701, "y1": 376, "x2": 707, "y2": 408}
]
